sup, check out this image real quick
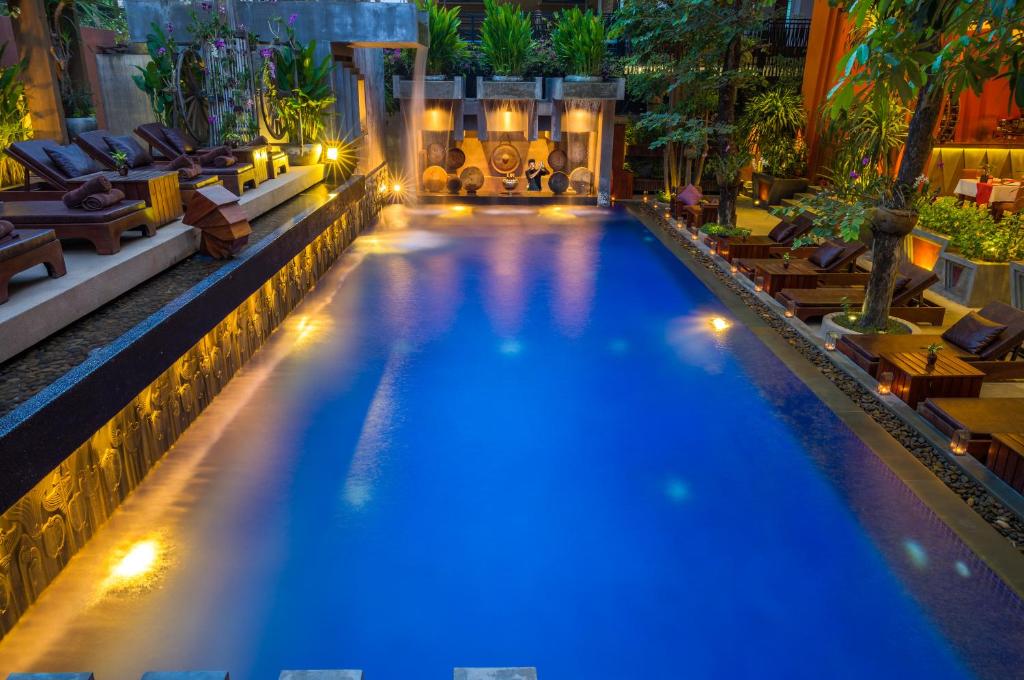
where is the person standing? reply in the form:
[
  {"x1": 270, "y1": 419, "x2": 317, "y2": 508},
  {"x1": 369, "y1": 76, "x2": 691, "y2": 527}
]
[{"x1": 525, "y1": 159, "x2": 549, "y2": 191}]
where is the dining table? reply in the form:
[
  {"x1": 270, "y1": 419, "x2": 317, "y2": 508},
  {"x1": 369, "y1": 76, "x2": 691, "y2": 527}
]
[{"x1": 953, "y1": 178, "x2": 1021, "y2": 205}]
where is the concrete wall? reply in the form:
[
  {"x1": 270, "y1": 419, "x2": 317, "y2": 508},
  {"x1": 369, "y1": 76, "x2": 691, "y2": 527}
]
[
  {"x1": 355, "y1": 47, "x2": 387, "y2": 172},
  {"x1": 96, "y1": 52, "x2": 158, "y2": 136},
  {"x1": 78, "y1": 26, "x2": 119, "y2": 128}
]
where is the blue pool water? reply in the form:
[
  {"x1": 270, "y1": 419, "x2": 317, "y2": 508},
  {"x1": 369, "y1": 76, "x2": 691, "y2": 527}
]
[{"x1": 2, "y1": 205, "x2": 1022, "y2": 678}]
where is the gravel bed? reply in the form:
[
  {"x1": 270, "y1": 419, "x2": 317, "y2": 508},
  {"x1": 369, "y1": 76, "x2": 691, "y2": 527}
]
[{"x1": 634, "y1": 202, "x2": 1024, "y2": 553}]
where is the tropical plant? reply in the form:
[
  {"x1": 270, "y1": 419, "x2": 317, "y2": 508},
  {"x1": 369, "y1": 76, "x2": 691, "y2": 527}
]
[
  {"x1": 701, "y1": 222, "x2": 751, "y2": 238},
  {"x1": 826, "y1": 0, "x2": 1024, "y2": 329},
  {"x1": 110, "y1": 149, "x2": 128, "y2": 169},
  {"x1": 132, "y1": 22, "x2": 177, "y2": 125},
  {"x1": 418, "y1": 0, "x2": 468, "y2": 76},
  {"x1": 743, "y1": 88, "x2": 805, "y2": 177},
  {"x1": 264, "y1": 17, "x2": 336, "y2": 145},
  {"x1": 551, "y1": 8, "x2": 607, "y2": 77},
  {"x1": 952, "y1": 207, "x2": 1024, "y2": 262},
  {"x1": 0, "y1": 44, "x2": 30, "y2": 188},
  {"x1": 479, "y1": 0, "x2": 533, "y2": 77},
  {"x1": 612, "y1": 0, "x2": 774, "y2": 226}
]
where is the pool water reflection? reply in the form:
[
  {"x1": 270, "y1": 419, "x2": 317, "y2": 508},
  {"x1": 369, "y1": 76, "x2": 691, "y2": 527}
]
[{"x1": 0, "y1": 205, "x2": 1022, "y2": 679}]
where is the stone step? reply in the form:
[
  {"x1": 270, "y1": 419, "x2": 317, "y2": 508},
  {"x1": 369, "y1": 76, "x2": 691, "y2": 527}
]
[
  {"x1": 454, "y1": 669, "x2": 538, "y2": 680},
  {"x1": 280, "y1": 673, "x2": 363, "y2": 680}
]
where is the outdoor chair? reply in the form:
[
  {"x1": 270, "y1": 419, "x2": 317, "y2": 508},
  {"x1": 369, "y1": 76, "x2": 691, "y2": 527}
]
[
  {"x1": 135, "y1": 123, "x2": 259, "y2": 196},
  {"x1": 723, "y1": 211, "x2": 816, "y2": 261},
  {"x1": 0, "y1": 199, "x2": 152, "y2": 255},
  {"x1": 838, "y1": 301, "x2": 1024, "y2": 377},
  {"x1": 0, "y1": 226, "x2": 66, "y2": 303},
  {"x1": 735, "y1": 239, "x2": 866, "y2": 278},
  {"x1": 774, "y1": 261, "x2": 944, "y2": 324},
  {"x1": 918, "y1": 397, "x2": 1024, "y2": 461}
]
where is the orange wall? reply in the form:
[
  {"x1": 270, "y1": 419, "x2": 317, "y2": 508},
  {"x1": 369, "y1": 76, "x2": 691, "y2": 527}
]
[{"x1": 952, "y1": 78, "x2": 1022, "y2": 143}]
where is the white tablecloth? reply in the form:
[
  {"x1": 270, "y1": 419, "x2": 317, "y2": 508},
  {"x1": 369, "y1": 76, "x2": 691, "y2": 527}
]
[{"x1": 953, "y1": 178, "x2": 1022, "y2": 203}]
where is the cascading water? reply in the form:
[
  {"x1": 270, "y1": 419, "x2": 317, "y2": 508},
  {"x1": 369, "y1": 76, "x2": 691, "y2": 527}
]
[{"x1": 402, "y1": 46, "x2": 427, "y2": 201}]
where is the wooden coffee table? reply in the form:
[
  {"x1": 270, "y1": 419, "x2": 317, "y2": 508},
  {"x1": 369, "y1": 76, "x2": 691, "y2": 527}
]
[
  {"x1": 878, "y1": 352, "x2": 984, "y2": 408},
  {"x1": 752, "y1": 259, "x2": 819, "y2": 296},
  {"x1": 72, "y1": 169, "x2": 183, "y2": 227},
  {"x1": 986, "y1": 432, "x2": 1024, "y2": 493}
]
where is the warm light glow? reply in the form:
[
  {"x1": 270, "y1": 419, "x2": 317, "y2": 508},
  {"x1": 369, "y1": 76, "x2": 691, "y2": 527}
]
[
  {"x1": 877, "y1": 371, "x2": 894, "y2": 395},
  {"x1": 709, "y1": 316, "x2": 731, "y2": 332},
  {"x1": 950, "y1": 429, "x2": 970, "y2": 456},
  {"x1": 423, "y1": 107, "x2": 451, "y2": 131},
  {"x1": 730, "y1": 264, "x2": 738, "y2": 274},
  {"x1": 451, "y1": 205, "x2": 468, "y2": 212},
  {"x1": 110, "y1": 540, "x2": 158, "y2": 581},
  {"x1": 564, "y1": 107, "x2": 596, "y2": 133},
  {"x1": 325, "y1": 146, "x2": 339, "y2": 162},
  {"x1": 392, "y1": 182, "x2": 403, "y2": 193},
  {"x1": 824, "y1": 331, "x2": 838, "y2": 351},
  {"x1": 753, "y1": 276, "x2": 764, "y2": 293}
]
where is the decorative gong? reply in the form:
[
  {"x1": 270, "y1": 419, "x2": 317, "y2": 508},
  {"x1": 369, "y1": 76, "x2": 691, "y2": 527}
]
[
  {"x1": 426, "y1": 143, "x2": 447, "y2": 166},
  {"x1": 460, "y1": 166, "x2": 484, "y2": 194},
  {"x1": 422, "y1": 165, "x2": 448, "y2": 193},
  {"x1": 548, "y1": 171, "x2": 569, "y2": 195},
  {"x1": 490, "y1": 144, "x2": 521, "y2": 174},
  {"x1": 569, "y1": 167, "x2": 594, "y2": 195},
  {"x1": 445, "y1": 147, "x2": 466, "y2": 171},
  {"x1": 547, "y1": 148, "x2": 568, "y2": 172}
]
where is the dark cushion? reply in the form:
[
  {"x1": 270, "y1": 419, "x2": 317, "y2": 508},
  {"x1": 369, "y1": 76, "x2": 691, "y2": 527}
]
[
  {"x1": 808, "y1": 242, "x2": 845, "y2": 269},
  {"x1": 768, "y1": 221, "x2": 797, "y2": 244},
  {"x1": 0, "y1": 199, "x2": 146, "y2": 224},
  {"x1": 104, "y1": 135, "x2": 152, "y2": 168},
  {"x1": 44, "y1": 145, "x2": 99, "y2": 178},
  {"x1": 676, "y1": 184, "x2": 702, "y2": 206},
  {"x1": 942, "y1": 312, "x2": 1007, "y2": 354},
  {"x1": 163, "y1": 127, "x2": 192, "y2": 155},
  {"x1": 0, "y1": 228, "x2": 55, "y2": 261}
]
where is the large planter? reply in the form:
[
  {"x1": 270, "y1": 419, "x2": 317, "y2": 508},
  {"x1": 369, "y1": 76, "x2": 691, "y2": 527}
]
[
  {"x1": 65, "y1": 116, "x2": 97, "y2": 140},
  {"x1": 752, "y1": 172, "x2": 808, "y2": 207},
  {"x1": 394, "y1": 76, "x2": 465, "y2": 100},
  {"x1": 870, "y1": 206, "x2": 919, "y2": 236},
  {"x1": 933, "y1": 252, "x2": 1012, "y2": 307},
  {"x1": 820, "y1": 312, "x2": 921, "y2": 338},
  {"x1": 906, "y1": 226, "x2": 953, "y2": 271},
  {"x1": 476, "y1": 77, "x2": 543, "y2": 100},
  {"x1": 547, "y1": 77, "x2": 627, "y2": 101},
  {"x1": 1011, "y1": 261, "x2": 1024, "y2": 311},
  {"x1": 284, "y1": 143, "x2": 323, "y2": 166}
]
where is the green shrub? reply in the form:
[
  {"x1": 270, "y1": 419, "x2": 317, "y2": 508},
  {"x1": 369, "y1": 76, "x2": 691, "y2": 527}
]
[
  {"x1": 743, "y1": 89, "x2": 806, "y2": 178},
  {"x1": 419, "y1": 0, "x2": 468, "y2": 76},
  {"x1": 953, "y1": 208, "x2": 1024, "y2": 262},
  {"x1": 701, "y1": 223, "x2": 751, "y2": 238},
  {"x1": 480, "y1": 0, "x2": 533, "y2": 77},
  {"x1": 0, "y1": 43, "x2": 30, "y2": 189},
  {"x1": 551, "y1": 8, "x2": 606, "y2": 77}
]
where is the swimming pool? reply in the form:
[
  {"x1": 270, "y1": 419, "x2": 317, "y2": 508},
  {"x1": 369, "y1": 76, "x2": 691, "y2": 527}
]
[{"x1": 1, "y1": 205, "x2": 1021, "y2": 678}]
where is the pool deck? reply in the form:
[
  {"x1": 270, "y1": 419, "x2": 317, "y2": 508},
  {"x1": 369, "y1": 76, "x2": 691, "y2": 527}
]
[{"x1": 634, "y1": 204, "x2": 1024, "y2": 598}]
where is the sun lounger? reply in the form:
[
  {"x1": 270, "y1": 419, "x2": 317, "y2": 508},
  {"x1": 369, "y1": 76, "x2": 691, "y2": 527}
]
[
  {"x1": 736, "y1": 239, "x2": 866, "y2": 278},
  {"x1": 775, "y1": 261, "x2": 944, "y2": 324},
  {"x1": 6, "y1": 140, "x2": 181, "y2": 227},
  {"x1": 918, "y1": 397, "x2": 1024, "y2": 461},
  {"x1": 0, "y1": 199, "x2": 151, "y2": 254},
  {"x1": 724, "y1": 212, "x2": 816, "y2": 261},
  {"x1": 75, "y1": 129, "x2": 222, "y2": 206},
  {"x1": 135, "y1": 123, "x2": 258, "y2": 196},
  {"x1": 0, "y1": 227, "x2": 66, "y2": 303},
  {"x1": 838, "y1": 301, "x2": 1024, "y2": 377}
]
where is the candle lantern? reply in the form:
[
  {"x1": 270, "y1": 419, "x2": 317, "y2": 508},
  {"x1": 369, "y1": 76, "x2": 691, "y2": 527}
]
[
  {"x1": 824, "y1": 331, "x2": 839, "y2": 351},
  {"x1": 753, "y1": 275, "x2": 765, "y2": 293},
  {"x1": 877, "y1": 371, "x2": 894, "y2": 395},
  {"x1": 950, "y1": 429, "x2": 970, "y2": 456}
]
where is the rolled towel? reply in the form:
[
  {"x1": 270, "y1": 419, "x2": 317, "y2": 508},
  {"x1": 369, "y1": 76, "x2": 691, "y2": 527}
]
[
  {"x1": 81, "y1": 188, "x2": 126, "y2": 211},
  {"x1": 0, "y1": 220, "x2": 14, "y2": 240},
  {"x1": 178, "y1": 164, "x2": 201, "y2": 180},
  {"x1": 169, "y1": 154, "x2": 194, "y2": 170},
  {"x1": 213, "y1": 155, "x2": 237, "y2": 168},
  {"x1": 62, "y1": 175, "x2": 114, "y2": 208},
  {"x1": 199, "y1": 145, "x2": 230, "y2": 165}
]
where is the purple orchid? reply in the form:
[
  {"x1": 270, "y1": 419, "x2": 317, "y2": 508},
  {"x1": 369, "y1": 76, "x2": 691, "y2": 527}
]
[
  {"x1": 200, "y1": 1, "x2": 211, "y2": 10},
  {"x1": 861, "y1": 156, "x2": 870, "y2": 166},
  {"x1": 166, "y1": 22, "x2": 174, "y2": 33},
  {"x1": 215, "y1": 38, "x2": 226, "y2": 49},
  {"x1": 157, "y1": 46, "x2": 167, "y2": 55},
  {"x1": 288, "y1": 13, "x2": 298, "y2": 25},
  {"x1": 208, "y1": 114, "x2": 219, "y2": 125},
  {"x1": 260, "y1": 47, "x2": 273, "y2": 59},
  {"x1": 849, "y1": 170, "x2": 860, "y2": 180}
]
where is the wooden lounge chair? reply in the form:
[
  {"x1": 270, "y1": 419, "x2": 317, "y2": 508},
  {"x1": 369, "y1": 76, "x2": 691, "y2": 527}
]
[
  {"x1": 838, "y1": 301, "x2": 1024, "y2": 377},
  {"x1": 75, "y1": 129, "x2": 222, "y2": 207},
  {"x1": 135, "y1": 123, "x2": 258, "y2": 196},
  {"x1": 736, "y1": 239, "x2": 866, "y2": 278},
  {"x1": 723, "y1": 212, "x2": 816, "y2": 262},
  {"x1": 918, "y1": 397, "x2": 1024, "y2": 461},
  {"x1": 0, "y1": 228, "x2": 66, "y2": 303},
  {"x1": 6, "y1": 139, "x2": 180, "y2": 227},
  {"x1": 0, "y1": 199, "x2": 151, "y2": 254},
  {"x1": 774, "y1": 261, "x2": 944, "y2": 324}
]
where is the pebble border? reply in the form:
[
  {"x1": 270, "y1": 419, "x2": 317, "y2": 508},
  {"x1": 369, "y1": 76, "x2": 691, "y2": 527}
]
[{"x1": 633, "y1": 202, "x2": 1024, "y2": 553}]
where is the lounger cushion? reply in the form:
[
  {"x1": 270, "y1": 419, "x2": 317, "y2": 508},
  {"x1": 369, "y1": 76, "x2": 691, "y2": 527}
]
[
  {"x1": 0, "y1": 228, "x2": 56, "y2": 261},
  {"x1": 768, "y1": 221, "x2": 797, "y2": 243},
  {"x1": 1, "y1": 199, "x2": 146, "y2": 224},
  {"x1": 942, "y1": 312, "x2": 1007, "y2": 353},
  {"x1": 808, "y1": 242, "x2": 844, "y2": 269},
  {"x1": 105, "y1": 135, "x2": 152, "y2": 168},
  {"x1": 44, "y1": 145, "x2": 99, "y2": 178},
  {"x1": 893, "y1": 275, "x2": 911, "y2": 293},
  {"x1": 163, "y1": 127, "x2": 193, "y2": 155},
  {"x1": 199, "y1": 162, "x2": 254, "y2": 176},
  {"x1": 676, "y1": 184, "x2": 702, "y2": 206}
]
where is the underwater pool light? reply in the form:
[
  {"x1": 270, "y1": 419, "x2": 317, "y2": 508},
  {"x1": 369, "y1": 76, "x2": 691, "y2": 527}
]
[{"x1": 709, "y1": 316, "x2": 731, "y2": 332}]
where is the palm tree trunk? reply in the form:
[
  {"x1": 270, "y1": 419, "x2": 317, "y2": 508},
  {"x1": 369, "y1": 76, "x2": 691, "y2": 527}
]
[{"x1": 860, "y1": 83, "x2": 943, "y2": 329}]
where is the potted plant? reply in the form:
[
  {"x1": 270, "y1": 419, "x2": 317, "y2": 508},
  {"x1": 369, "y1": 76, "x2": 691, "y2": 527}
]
[
  {"x1": 419, "y1": 0, "x2": 468, "y2": 80},
  {"x1": 63, "y1": 85, "x2": 97, "y2": 139},
  {"x1": 923, "y1": 342, "x2": 943, "y2": 368},
  {"x1": 699, "y1": 222, "x2": 751, "y2": 253},
  {"x1": 264, "y1": 16, "x2": 335, "y2": 165},
  {"x1": 934, "y1": 208, "x2": 1024, "y2": 306},
  {"x1": 744, "y1": 88, "x2": 808, "y2": 206},
  {"x1": 551, "y1": 8, "x2": 606, "y2": 82},
  {"x1": 820, "y1": 296, "x2": 920, "y2": 337},
  {"x1": 979, "y1": 160, "x2": 992, "y2": 184},
  {"x1": 111, "y1": 150, "x2": 129, "y2": 176},
  {"x1": 480, "y1": 0, "x2": 533, "y2": 81}
]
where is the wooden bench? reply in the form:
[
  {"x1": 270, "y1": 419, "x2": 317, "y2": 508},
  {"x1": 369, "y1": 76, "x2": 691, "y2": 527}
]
[{"x1": 0, "y1": 228, "x2": 67, "y2": 303}]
